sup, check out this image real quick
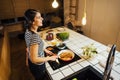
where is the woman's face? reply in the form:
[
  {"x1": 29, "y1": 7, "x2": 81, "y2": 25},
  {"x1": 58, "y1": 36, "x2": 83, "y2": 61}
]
[{"x1": 33, "y1": 12, "x2": 43, "y2": 27}]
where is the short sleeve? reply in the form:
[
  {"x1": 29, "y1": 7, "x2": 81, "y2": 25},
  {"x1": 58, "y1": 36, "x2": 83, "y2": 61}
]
[
  {"x1": 25, "y1": 30, "x2": 31, "y2": 47},
  {"x1": 30, "y1": 33, "x2": 40, "y2": 45}
]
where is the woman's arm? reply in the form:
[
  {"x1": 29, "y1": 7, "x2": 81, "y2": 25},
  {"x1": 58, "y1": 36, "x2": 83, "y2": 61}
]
[{"x1": 30, "y1": 44, "x2": 58, "y2": 64}]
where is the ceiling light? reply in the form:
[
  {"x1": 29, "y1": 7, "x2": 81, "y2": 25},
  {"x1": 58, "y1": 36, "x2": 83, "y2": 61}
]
[
  {"x1": 82, "y1": 0, "x2": 87, "y2": 25},
  {"x1": 52, "y1": 0, "x2": 59, "y2": 8}
]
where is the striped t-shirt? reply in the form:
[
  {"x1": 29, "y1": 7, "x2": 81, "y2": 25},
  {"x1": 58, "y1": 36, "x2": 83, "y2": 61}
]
[{"x1": 25, "y1": 29, "x2": 44, "y2": 65}]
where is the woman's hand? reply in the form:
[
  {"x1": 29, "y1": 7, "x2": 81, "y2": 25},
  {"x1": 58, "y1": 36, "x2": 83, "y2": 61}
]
[
  {"x1": 48, "y1": 55, "x2": 58, "y2": 61},
  {"x1": 44, "y1": 49, "x2": 58, "y2": 61},
  {"x1": 44, "y1": 49, "x2": 54, "y2": 56}
]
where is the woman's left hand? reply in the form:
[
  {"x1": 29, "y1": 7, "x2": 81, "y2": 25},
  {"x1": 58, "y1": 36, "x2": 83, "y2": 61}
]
[{"x1": 44, "y1": 49, "x2": 54, "y2": 56}]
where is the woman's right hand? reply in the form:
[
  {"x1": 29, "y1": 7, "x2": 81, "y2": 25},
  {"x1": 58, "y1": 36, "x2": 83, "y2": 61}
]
[{"x1": 49, "y1": 55, "x2": 58, "y2": 61}]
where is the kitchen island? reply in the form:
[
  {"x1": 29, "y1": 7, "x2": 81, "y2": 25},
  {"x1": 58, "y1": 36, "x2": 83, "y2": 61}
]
[{"x1": 39, "y1": 27, "x2": 120, "y2": 80}]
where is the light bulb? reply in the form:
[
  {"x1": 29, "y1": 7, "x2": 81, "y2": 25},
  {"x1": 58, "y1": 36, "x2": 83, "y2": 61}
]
[
  {"x1": 82, "y1": 13, "x2": 87, "y2": 25},
  {"x1": 52, "y1": 0, "x2": 59, "y2": 8}
]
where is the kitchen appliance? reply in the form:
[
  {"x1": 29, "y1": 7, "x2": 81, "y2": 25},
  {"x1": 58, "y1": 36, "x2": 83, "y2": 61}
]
[{"x1": 46, "y1": 46, "x2": 81, "y2": 70}]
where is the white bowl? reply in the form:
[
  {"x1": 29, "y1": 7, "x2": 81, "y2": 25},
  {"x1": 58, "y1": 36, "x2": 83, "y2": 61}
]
[{"x1": 56, "y1": 43, "x2": 66, "y2": 49}]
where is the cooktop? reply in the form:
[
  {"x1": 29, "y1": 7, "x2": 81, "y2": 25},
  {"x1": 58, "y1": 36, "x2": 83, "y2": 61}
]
[{"x1": 45, "y1": 45, "x2": 81, "y2": 70}]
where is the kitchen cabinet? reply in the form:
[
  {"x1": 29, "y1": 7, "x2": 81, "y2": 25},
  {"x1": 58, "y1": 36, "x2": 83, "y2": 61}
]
[
  {"x1": 12, "y1": 0, "x2": 29, "y2": 17},
  {"x1": 0, "y1": 0, "x2": 63, "y2": 19},
  {"x1": 0, "y1": 0, "x2": 14, "y2": 19}
]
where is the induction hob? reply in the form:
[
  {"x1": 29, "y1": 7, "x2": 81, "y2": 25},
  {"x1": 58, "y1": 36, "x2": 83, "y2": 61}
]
[{"x1": 45, "y1": 46, "x2": 81, "y2": 70}]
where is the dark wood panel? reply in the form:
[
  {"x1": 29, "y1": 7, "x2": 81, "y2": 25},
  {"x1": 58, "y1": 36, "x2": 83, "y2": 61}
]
[
  {"x1": 13, "y1": 0, "x2": 29, "y2": 17},
  {"x1": 0, "y1": 0, "x2": 14, "y2": 19}
]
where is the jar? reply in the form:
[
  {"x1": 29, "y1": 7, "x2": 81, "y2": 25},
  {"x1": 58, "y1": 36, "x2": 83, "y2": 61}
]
[{"x1": 46, "y1": 33, "x2": 54, "y2": 40}]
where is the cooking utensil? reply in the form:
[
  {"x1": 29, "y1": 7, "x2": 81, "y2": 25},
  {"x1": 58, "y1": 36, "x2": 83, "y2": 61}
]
[
  {"x1": 58, "y1": 49, "x2": 75, "y2": 61},
  {"x1": 55, "y1": 58, "x2": 60, "y2": 64}
]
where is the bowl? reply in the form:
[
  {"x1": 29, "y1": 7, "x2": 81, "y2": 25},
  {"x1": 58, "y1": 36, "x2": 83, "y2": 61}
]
[
  {"x1": 56, "y1": 32, "x2": 69, "y2": 41},
  {"x1": 56, "y1": 43, "x2": 66, "y2": 49},
  {"x1": 58, "y1": 49, "x2": 75, "y2": 61}
]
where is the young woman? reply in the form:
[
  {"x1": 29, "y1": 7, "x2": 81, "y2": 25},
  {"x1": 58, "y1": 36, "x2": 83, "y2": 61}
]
[{"x1": 24, "y1": 9, "x2": 58, "y2": 80}]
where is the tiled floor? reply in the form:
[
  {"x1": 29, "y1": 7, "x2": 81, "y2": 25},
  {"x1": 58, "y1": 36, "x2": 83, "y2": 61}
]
[{"x1": 9, "y1": 32, "x2": 34, "y2": 80}]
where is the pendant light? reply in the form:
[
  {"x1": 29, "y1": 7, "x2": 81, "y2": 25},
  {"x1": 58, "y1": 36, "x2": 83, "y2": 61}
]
[
  {"x1": 52, "y1": 0, "x2": 59, "y2": 8},
  {"x1": 82, "y1": 0, "x2": 87, "y2": 25}
]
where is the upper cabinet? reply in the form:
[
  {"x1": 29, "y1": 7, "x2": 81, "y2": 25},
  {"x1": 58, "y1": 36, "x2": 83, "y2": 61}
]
[
  {"x1": 0, "y1": 0, "x2": 14, "y2": 19},
  {"x1": 0, "y1": 0, "x2": 64, "y2": 19},
  {"x1": 13, "y1": 0, "x2": 29, "y2": 17},
  {"x1": 29, "y1": 0, "x2": 46, "y2": 13},
  {"x1": 0, "y1": 0, "x2": 28, "y2": 19}
]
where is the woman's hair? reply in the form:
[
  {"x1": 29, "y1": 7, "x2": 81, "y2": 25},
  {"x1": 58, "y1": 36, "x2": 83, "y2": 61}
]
[{"x1": 24, "y1": 9, "x2": 39, "y2": 30}]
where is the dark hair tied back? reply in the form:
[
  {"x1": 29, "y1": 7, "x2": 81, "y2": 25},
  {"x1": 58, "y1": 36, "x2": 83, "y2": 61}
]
[{"x1": 24, "y1": 9, "x2": 38, "y2": 30}]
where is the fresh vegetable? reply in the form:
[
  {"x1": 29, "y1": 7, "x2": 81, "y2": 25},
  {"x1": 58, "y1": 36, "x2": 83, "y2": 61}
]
[
  {"x1": 56, "y1": 32, "x2": 69, "y2": 41},
  {"x1": 82, "y1": 44, "x2": 97, "y2": 57},
  {"x1": 72, "y1": 78, "x2": 78, "y2": 80}
]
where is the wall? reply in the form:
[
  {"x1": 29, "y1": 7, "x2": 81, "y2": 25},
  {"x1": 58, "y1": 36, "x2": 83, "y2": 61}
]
[
  {"x1": 0, "y1": 0, "x2": 14, "y2": 19},
  {"x1": 89, "y1": 0, "x2": 120, "y2": 51},
  {"x1": 64, "y1": 0, "x2": 120, "y2": 51},
  {"x1": 90, "y1": 0, "x2": 120, "y2": 44},
  {"x1": 116, "y1": 31, "x2": 120, "y2": 51},
  {"x1": 0, "y1": 0, "x2": 60, "y2": 19}
]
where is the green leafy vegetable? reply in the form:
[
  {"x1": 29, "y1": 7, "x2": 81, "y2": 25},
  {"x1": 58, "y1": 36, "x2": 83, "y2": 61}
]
[
  {"x1": 82, "y1": 44, "x2": 97, "y2": 57},
  {"x1": 56, "y1": 32, "x2": 69, "y2": 41}
]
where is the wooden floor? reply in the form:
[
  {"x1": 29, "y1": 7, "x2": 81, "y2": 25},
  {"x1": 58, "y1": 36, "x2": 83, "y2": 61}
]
[{"x1": 9, "y1": 33, "x2": 34, "y2": 80}]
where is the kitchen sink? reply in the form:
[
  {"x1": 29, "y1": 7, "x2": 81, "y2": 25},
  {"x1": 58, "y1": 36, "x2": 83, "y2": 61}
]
[{"x1": 61, "y1": 65, "x2": 103, "y2": 80}]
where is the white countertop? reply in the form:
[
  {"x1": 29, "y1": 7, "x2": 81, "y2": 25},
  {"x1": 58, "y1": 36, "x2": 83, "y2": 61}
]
[{"x1": 38, "y1": 27, "x2": 120, "y2": 80}]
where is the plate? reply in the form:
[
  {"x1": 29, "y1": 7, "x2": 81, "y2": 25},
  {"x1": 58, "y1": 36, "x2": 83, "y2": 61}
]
[{"x1": 58, "y1": 49, "x2": 75, "y2": 61}]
